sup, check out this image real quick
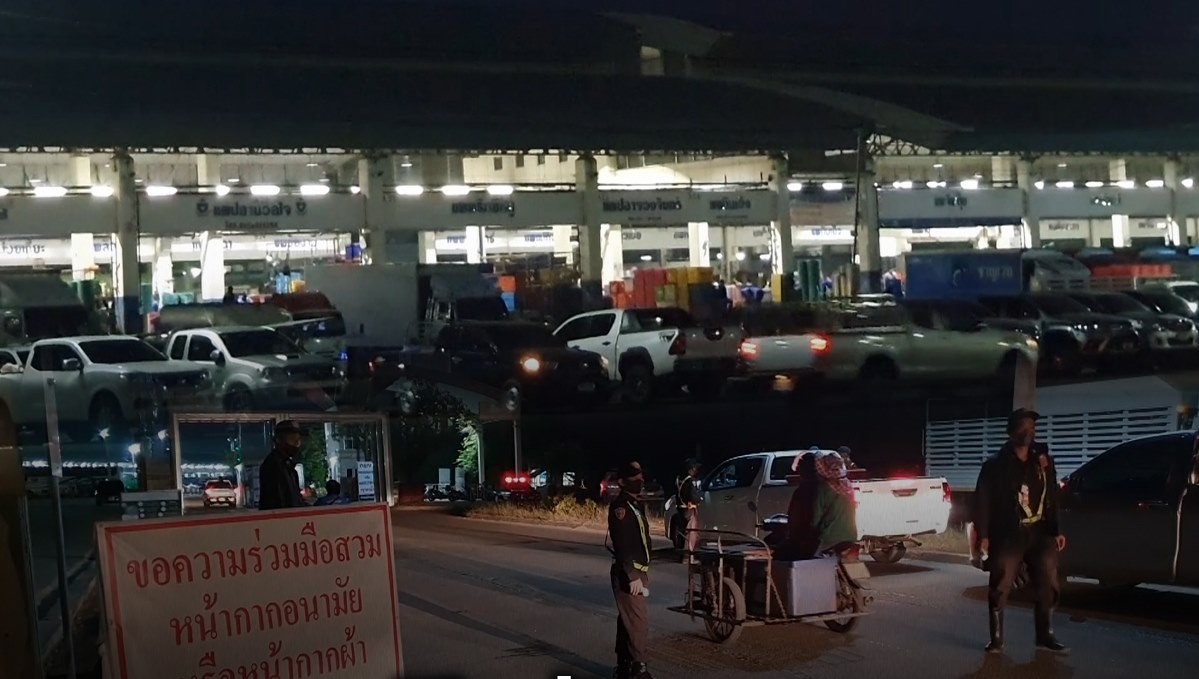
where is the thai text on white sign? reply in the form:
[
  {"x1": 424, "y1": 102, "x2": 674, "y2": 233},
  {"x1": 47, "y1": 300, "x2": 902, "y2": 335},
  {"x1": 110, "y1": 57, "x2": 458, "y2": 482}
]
[{"x1": 96, "y1": 504, "x2": 403, "y2": 679}]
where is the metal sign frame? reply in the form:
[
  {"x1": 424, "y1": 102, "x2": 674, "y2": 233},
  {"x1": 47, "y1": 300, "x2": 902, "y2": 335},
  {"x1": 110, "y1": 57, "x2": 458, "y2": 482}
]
[{"x1": 170, "y1": 411, "x2": 394, "y2": 505}]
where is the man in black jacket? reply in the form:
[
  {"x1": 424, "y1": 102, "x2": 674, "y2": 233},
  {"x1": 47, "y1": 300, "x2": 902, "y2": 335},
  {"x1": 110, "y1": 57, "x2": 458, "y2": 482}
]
[
  {"x1": 608, "y1": 461, "x2": 653, "y2": 679},
  {"x1": 974, "y1": 409, "x2": 1068, "y2": 654},
  {"x1": 677, "y1": 459, "x2": 702, "y2": 562},
  {"x1": 258, "y1": 420, "x2": 306, "y2": 510}
]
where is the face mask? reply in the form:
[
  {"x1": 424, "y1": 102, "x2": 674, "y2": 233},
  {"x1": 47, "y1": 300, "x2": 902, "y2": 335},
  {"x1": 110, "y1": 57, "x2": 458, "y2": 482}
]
[{"x1": 624, "y1": 479, "x2": 645, "y2": 495}]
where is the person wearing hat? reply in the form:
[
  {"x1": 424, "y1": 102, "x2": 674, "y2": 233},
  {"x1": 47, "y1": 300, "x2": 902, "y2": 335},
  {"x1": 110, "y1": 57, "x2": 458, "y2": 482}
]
[
  {"x1": 607, "y1": 461, "x2": 654, "y2": 679},
  {"x1": 677, "y1": 459, "x2": 703, "y2": 562},
  {"x1": 259, "y1": 420, "x2": 307, "y2": 510},
  {"x1": 973, "y1": 408, "x2": 1068, "y2": 655}
]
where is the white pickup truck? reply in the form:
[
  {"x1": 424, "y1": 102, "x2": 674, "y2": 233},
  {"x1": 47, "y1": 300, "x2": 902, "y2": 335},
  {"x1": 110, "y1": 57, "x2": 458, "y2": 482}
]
[
  {"x1": 554, "y1": 307, "x2": 742, "y2": 403},
  {"x1": 734, "y1": 301, "x2": 1038, "y2": 388},
  {"x1": 664, "y1": 450, "x2": 953, "y2": 563},
  {"x1": 0, "y1": 336, "x2": 212, "y2": 441}
]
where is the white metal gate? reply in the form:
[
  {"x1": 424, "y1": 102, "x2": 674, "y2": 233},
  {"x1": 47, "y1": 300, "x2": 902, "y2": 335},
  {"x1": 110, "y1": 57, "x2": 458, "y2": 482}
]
[{"x1": 927, "y1": 406, "x2": 1177, "y2": 490}]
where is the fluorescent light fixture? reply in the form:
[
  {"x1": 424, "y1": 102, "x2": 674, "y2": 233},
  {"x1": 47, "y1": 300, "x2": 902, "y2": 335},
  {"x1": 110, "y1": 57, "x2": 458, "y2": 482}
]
[
  {"x1": 1084, "y1": 180, "x2": 1104, "y2": 188},
  {"x1": 226, "y1": 178, "x2": 240, "y2": 184},
  {"x1": 786, "y1": 181, "x2": 804, "y2": 192},
  {"x1": 1146, "y1": 179, "x2": 1165, "y2": 189},
  {"x1": 400, "y1": 160, "x2": 414, "y2": 168},
  {"x1": 892, "y1": 180, "x2": 913, "y2": 190},
  {"x1": 214, "y1": 184, "x2": 231, "y2": 196},
  {"x1": 486, "y1": 184, "x2": 515, "y2": 196},
  {"x1": 821, "y1": 181, "x2": 844, "y2": 191},
  {"x1": 1057, "y1": 163, "x2": 1068, "y2": 168},
  {"x1": 1034, "y1": 181, "x2": 1045, "y2": 190},
  {"x1": 0, "y1": 188, "x2": 9, "y2": 197},
  {"x1": 735, "y1": 251, "x2": 747, "y2": 262},
  {"x1": 33, "y1": 186, "x2": 67, "y2": 198},
  {"x1": 395, "y1": 185, "x2": 424, "y2": 196},
  {"x1": 350, "y1": 185, "x2": 361, "y2": 194},
  {"x1": 305, "y1": 162, "x2": 319, "y2": 167},
  {"x1": 926, "y1": 180, "x2": 947, "y2": 189},
  {"x1": 933, "y1": 163, "x2": 944, "y2": 169},
  {"x1": 90, "y1": 185, "x2": 115, "y2": 197},
  {"x1": 440, "y1": 185, "x2": 471, "y2": 196},
  {"x1": 960, "y1": 179, "x2": 980, "y2": 190},
  {"x1": 145, "y1": 185, "x2": 177, "y2": 197},
  {"x1": 1055, "y1": 180, "x2": 1074, "y2": 189},
  {"x1": 1183, "y1": 178, "x2": 1195, "y2": 189},
  {"x1": 250, "y1": 184, "x2": 281, "y2": 196},
  {"x1": 639, "y1": 255, "x2": 652, "y2": 262},
  {"x1": 29, "y1": 178, "x2": 42, "y2": 184},
  {"x1": 1116, "y1": 179, "x2": 1136, "y2": 189},
  {"x1": 299, "y1": 184, "x2": 330, "y2": 196}
]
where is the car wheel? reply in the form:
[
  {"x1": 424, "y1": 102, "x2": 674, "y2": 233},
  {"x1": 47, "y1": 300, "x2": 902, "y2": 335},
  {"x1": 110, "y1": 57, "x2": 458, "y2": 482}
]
[
  {"x1": 620, "y1": 363, "x2": 654, "y2": 405},
  {"x1": 224, "y1": 387, "x2": 254, "y2": 412},
  {"x1": 868, "y1": 543, "x2": 907, "y2": 564},
  {"x1": 1044, "y1": 339, "x2": 1082, "y2": 377},
  {"x1": 858, "y1": 357, "x2": 898, "y2": 384},
  {"x1": 89, "y1": 394, "x2": 127, "y2": 442}
]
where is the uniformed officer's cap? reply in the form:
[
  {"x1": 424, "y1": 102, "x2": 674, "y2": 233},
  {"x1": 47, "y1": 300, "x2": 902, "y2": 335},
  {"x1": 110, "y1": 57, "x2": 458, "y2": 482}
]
[
  {"x1": 684, "y1": 458, "x2": 701, "y2": 471},
  {"x1": 1007, "y1": 408, "x2": 1040, "y2": 431},
  {"x1": 618, "y1": 461, "x2": 643, "y2": 480},
  {"x1": 274, "y1": 420, "x2": 308, "y2": 438}
]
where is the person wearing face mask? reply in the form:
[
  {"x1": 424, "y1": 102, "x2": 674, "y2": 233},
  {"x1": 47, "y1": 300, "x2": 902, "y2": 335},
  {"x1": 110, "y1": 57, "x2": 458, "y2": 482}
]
[
  {"x1": 973, "y1": 409, "x2": 1068, "y2": 655},
  {"x1": 258, "y1": 420, "x2": 307, "y2": 510},
  {"x1": 607, "y1": 461, "x2": 653, "y2": 679}
]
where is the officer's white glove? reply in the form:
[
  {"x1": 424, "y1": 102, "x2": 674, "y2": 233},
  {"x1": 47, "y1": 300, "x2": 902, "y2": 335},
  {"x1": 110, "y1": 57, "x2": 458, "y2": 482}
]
[{"x1": 628, "y1": 578, "x2": 646, "y2": 597}]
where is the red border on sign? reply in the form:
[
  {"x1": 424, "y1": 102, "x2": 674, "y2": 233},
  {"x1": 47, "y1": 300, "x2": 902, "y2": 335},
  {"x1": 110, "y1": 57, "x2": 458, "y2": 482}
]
[{"x1": 100, "y1": 504, "x2": 400, "y2": 678}]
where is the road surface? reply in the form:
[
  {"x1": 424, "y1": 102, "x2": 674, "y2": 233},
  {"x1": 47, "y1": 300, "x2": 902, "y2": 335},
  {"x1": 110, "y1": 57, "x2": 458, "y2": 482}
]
[{"x1": 393, "y1": 510, "x2": 1199, "y2": 679}]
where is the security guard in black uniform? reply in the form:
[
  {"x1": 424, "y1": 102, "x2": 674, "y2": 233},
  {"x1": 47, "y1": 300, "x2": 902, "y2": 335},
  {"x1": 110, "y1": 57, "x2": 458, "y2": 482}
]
[
  {"x1": 973, "y1": 409, "x2": 1069, "y2": 655},
  {"x1": 608, "y1": 461, "x2": 653, "y2": 679},
  {"x1": 678, "y1": 459, "x2": 702, "y2": 562}
]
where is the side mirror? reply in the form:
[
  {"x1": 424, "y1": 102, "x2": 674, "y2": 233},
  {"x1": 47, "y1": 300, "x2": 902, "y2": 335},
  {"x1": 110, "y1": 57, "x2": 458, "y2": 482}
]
[
  {"x1": 61, "y1": 358, "x2": 82, "y2": 372},
  {"x1": 210, "y1": 350, "x2": 226, "y2": 365}
]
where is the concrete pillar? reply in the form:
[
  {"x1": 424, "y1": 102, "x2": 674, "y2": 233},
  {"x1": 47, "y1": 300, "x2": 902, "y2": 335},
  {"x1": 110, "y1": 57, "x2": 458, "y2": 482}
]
[
  {"x1": 991, "y1": 156, "x2": 1015, "y2": 186},
  {"x1": 1016, "y1": 159, "x2": 1041, "y2": 249},
  {"x1": 1110, "y1": 159, "x2": 1130, "y2": 248},
  {"x1": 152, "y1": 237, "x2": 174, "y2": 299},
  {"x1": 359, "y1": 154, "x2": 407, "y2": 264},
  {"x1": 420, "y1": 152, "x2": 465, "y2": 186},
  {"x1": 1165, "y1": 158, "x2": 1186, "y2": 246},
  {"x1": 552, "y1": 225, "x2": 575, "y2": 265},
  {"x1": 70, "y1": 233, "x2": 95, "y2": 283},
  {"x1": 768, "y1": 154, "x2": 794, "y2": 276},
  {"x1": 601, "y1": 224, "x2": 624, "y2": 287},
  {"x1": 720, "y1": 225, "x2": 735, "y2": 280},
  {"x1": 196, "y1": 153, "x2": 223, "y2": 186},
  {"x1": 856, "y1": 160, "x2": 882, "y2": 292},
  {"x1": 464, "y1": 226, "x2": 485, "y2": 265},
  {"x1": 418, "y1": 232, "x2": 438, "y2": 264},
  {"x1": 576, "y1": 155, "x2": 602, "y2": 286},
  {"x1": 199, "y1": 232, "x2": 225, "y2": 300},
  {"x1": 69, "y1": 153, "x2": 92, "y2": 187},
  {"x1": 1087, "y1": 219, "x2": 1104, "y2": 248},
  {"x1": 112, "y1": 152, "x2": 142, "y2": 333},
  {"x1": 687, "y1": 222, "x2": 711, "y2": 267}
]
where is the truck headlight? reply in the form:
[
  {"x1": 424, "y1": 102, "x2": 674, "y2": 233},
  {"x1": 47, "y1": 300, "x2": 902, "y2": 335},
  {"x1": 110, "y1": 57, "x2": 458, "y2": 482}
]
[
  {"x1": 261, "y1": 367, "x2": 287, "y2": 381},
  {"x1": 520, "y1": 356, "x2": 541, "y2": 374},
  {"x1": 1025, "y1": 338, "x2": 1039, "y2": 350}
]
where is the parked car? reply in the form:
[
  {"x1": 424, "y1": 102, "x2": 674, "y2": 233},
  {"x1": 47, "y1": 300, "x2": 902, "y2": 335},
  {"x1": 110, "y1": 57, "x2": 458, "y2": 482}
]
[
  {"x1": 733, "y1": 301, "x2": 1038, "y2": 389},
  {"x1": 0, "y1": 336, "x2": 213, "y2": 440},
  {"x1": 95, "y1": 478, "x2": 125, "y2": 505},
  {"x1": 1125, "y1": 288, "x2": 1199, "y2": 322},
  {"x1": 153, "y1": 302, "x2": 290, "y2": 334},
  {"x1": 977, "y1": 293, "x2": 1141, "y2": 374},
  {"x1": 392, "y1": 320, "x2": 610, "y2": 411},
  {"x1": 663, "y1": 450, "x2": 952, "y2": 563},
  {"x1": 166, "y1": 327, "x2": 344, "y2": 411},
  {"x1": 900, "y1": 299, "x2": 1041, "y2": 341},
  {"x1": 1058, "y1": 431, "x2": 1199, "y2": 587},
  {"x1": 202, "y1": 479, "x2": 238, "y2": 508},
  {"x1": 1066, "y1": 291, "x2": 1197, "y2": 354},
  {"x1": 1140, "y1": 281, "x2": 1199, "y2": 315},
  {"x1": 554, "y1": 307, "x2": 741, "y2": 404}
]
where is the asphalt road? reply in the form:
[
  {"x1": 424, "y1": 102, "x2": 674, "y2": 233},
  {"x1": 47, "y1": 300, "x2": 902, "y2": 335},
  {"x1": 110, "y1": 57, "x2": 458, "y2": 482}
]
[{"x1": 393, "y1": 510, "x2": 1199, "y2": 679}]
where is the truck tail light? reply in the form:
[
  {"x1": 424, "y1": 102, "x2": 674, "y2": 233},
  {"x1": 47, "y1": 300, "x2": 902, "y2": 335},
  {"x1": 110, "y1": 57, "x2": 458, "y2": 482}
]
[
  {"x1": 739, "y1": 340, "x2": 760, "y2": 362},
  {"x1": 942, "y1": 481, "x2": 952, "y2": 504},
  {"x1": 668, "y1": 333, "x2": 686, "y2": 356},
  {"x1": 809, "y1": 335, "x2": 831, "y2": 355}
]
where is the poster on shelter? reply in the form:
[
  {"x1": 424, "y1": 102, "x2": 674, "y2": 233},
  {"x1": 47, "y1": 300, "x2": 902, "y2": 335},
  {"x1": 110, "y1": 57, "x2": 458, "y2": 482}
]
[{"x1": 96, "y1": 504, "x2": 403, "y2": 679}]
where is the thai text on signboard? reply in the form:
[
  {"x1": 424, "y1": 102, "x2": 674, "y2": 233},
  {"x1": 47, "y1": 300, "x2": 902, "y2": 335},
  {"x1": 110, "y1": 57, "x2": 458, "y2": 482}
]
[{"x1": 96, "y1": 504, "x2": 403, "y2": 679}]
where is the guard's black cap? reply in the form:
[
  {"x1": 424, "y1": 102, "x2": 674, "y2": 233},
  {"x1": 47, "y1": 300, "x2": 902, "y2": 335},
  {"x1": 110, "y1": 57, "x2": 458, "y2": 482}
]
[
  {"x1": 274, "y1": 420, "x2": 307, "y2": 437},
  {"x1": 684, "y1": 458, "x2": 701, "y2": 471},
  {"x1": 1007, "y1": 408, "x2": 1040, "y2": 430},
  {"x1": 619, "y1": 461, "x2": 644, "y2": 480}
]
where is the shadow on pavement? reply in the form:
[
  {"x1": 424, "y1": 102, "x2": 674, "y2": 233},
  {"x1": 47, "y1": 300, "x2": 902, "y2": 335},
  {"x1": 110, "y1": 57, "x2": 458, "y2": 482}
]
[
  {"x1": 956, "y1": 652, "x2": 1074, "y2": 679},
  {"x1": 962, "y1": 582, "x2": 1199, "y2": 635},
  {"x1": 865, "y1": 561, "x2": 936, "y2": 578},
  {"x1": 651, "y1": 623, "x2": 857, "y2": 673}
]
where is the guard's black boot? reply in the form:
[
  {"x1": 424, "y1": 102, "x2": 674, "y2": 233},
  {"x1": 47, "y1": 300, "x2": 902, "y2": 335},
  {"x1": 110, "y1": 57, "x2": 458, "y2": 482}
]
[
  {"x1": 629, "y1": 662, "x2": 654, "y2": 679},
  {"x1": 1035, "y1": 607, "x2": 1069, "y2": 653},
  {"x1": 984, "y1": 609, "x2": 1004, "y2": 654},
  {"x1": 612, "y1": 660, "x2": 631, "y2": 679}
]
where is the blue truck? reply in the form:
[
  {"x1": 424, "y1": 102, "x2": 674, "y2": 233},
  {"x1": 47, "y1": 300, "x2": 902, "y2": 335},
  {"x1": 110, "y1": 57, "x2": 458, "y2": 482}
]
[{"x1": 900, "y1": 249, "x2": 1090, "y2": 300}]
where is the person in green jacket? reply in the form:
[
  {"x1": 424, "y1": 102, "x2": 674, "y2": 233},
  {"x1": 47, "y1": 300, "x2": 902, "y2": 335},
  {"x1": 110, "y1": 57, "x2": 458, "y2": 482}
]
[{"x1": 811, "y1": 451, "x2": 858, "y2": 552}]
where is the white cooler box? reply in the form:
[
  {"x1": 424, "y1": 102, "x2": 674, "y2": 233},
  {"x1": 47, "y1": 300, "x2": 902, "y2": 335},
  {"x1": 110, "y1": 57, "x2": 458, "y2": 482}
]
[{"x1": 747, "y1": 558, "x2": 838, "y2": 617}]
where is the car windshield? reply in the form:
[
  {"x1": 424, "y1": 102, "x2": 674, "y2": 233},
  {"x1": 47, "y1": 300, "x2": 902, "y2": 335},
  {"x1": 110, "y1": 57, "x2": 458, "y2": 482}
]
[
  {"x1": 78, "y1": 339, "x2": 167, "y2": 364},
  {"x1": 1142, "y1": 292, "x2": 1192, "y2": 316},
  {"x1": 218, "y1": 330, "x2": 300, "y2": 357},
  {"x1": 1170, "y1": 283, "x2": 1199, "y2": 302},
  {"x1": 1097, "y1": 294, "x2": 1151, "y2": 314},
  {"x1": 482, "y1": 324, "x2": 565, "y2": 351},
  {"x1": 205, "y1": 480, "x2": 233, "y2": 490},
  {"x1": 1032, "y1": 295, "x2": 1091, "y2": 315}
]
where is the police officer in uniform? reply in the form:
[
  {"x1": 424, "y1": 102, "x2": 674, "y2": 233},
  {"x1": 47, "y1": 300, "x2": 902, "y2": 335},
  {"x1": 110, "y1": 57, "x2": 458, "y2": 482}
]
[
  {"x1": 678, "y1": 459, "x2": 702, "y2": 562},
  {"x1": 973, "y1": 409, "x2": 1069, "y2": 654},
  {"x1": 608, "y1": 461, "x2": 653, "y2": 679}
]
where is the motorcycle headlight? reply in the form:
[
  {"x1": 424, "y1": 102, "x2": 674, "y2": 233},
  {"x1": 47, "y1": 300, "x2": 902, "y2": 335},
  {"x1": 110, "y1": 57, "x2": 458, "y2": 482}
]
[{"x1": 520, "y1": 356, "x2": 541, "y2": 373}]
